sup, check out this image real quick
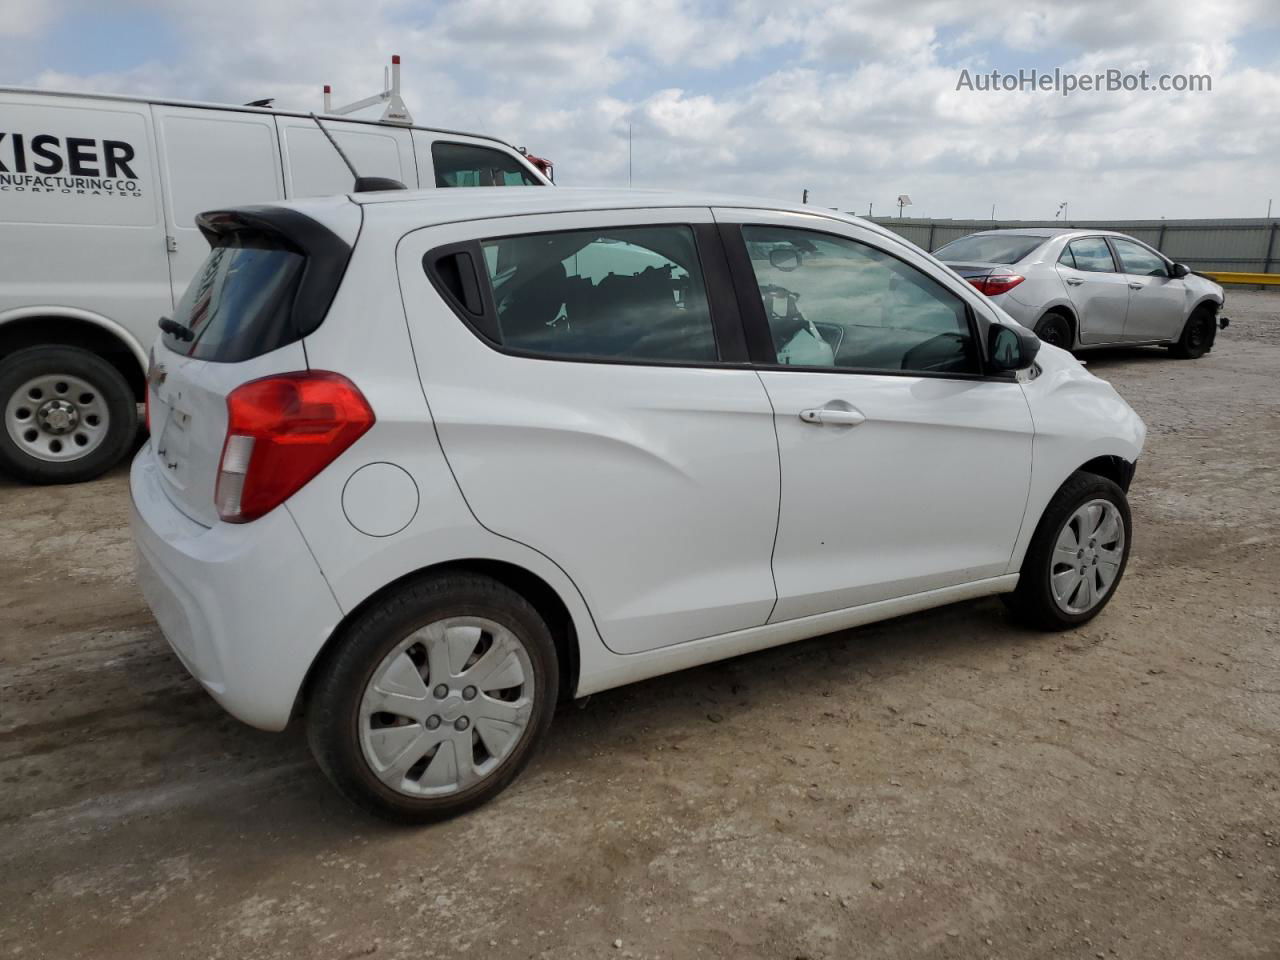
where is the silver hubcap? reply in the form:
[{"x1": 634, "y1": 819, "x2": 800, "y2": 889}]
[
  {"x1": 1051, "y1": 499, "x2": 1125, "y2": 614},
  {"x1": 359, "y1": 617, "x2": 534, "y2": 798},
  {"x1": 4, "y1": 373, "x2": 110, "y2": 462}
]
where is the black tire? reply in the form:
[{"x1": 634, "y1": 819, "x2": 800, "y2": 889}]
[
  {"x1": 1168, "y1": 306, "x2": 1215, "y2": 359},
  {"x1": 1033, "y1": 311, "x2": 1073, "y2": 350},
  {"x1": 0, "y1": 345, "x2": 138, "y2": 485},
  {"x1": 307, "y1": 573, "x2": 559, "y2": 823},
  {"x1": 1003, "y1": 470, "x2": 1132, "y2": 631}
]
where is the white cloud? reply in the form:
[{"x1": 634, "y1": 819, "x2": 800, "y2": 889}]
[{"x1": 8, "y1": 0, "x2": 1280, "y2": 218}]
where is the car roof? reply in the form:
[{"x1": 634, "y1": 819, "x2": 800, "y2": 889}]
[
  {"x1": 346, "y1": 186, "x2": 898, "y2": 236},
  {"x1": 954, "y1": 227, "x2": 1140, "y2": 241}
]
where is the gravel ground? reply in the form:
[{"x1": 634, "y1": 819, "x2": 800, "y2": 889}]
[{"x1": 1, "y1": 291, "x2": 1277, "y2": 960}]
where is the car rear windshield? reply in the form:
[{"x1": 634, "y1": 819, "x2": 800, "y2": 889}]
[
  {"x1": 163, "y1": 232, "x2": 305, "y2": 362},
  {"x1": 933, "y1": 234, "x2": 1047, "y2": 265}
]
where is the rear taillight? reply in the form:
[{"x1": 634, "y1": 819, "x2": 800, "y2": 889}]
[
  {"x1": 215, "y1": 372, "x2": 374, "y2": 523},
  {"x1": 967, "y1": 274, "x2": 1025, "y2": 296}
]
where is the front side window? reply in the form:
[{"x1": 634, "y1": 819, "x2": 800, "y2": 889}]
[
  {"x1": 432, "y1": 142, "x2": 541, "y2": 187},
  {"x1": 1067, "y1": 237, "x2": 1116, "y2": 273},
  {"x1": 1111, "y1": 238, "x2": 1169, "y2": 277},
  {"x1": 479, "y1": 226, "x2": 717, "y2": 363},
  {"x1": 742, "y1": 226, "x2": 978, "y2": 375}
]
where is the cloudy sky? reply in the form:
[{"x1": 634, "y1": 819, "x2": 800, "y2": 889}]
[{"x1": 3, "y1": 0, "x2": 1278, "y2": 220}]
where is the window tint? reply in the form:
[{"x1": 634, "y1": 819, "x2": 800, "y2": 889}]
[
  {"x1": 933, "y1": 233, "x2": 1046, "y2": 265},
  {"x1": 479, "y1": 226, "x2": 717, "y2": 363},
  {"x1": 1111, "y1": 238, "x2": 1169, "y2": 277},
  {"x1": 1058, "y1": 245, "x2": 1076, "y2": 269},
  {"x1": 1067, "y1": 238, "x2": 1116, "y2": 273},
  {"x1": 165, "y1": 232, "x2": 304, "y2": 361},
  {"x1": 742, "y1": 226, "x2": 977, "y2": 375},
  {"x1": 432, "y1": 142, "x2": 540, "y2": 187}
]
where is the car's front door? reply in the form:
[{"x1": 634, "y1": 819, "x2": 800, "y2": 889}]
[
  {"x1": 1056, "y1": 237, "x2": 1130, "y2": 344},
  {"x1": 398, "y1": 208, "x2": 780, "y2": 655},
  {"x1": 1109, "y1": 237, "x2": 1187, "y2": 341},
  {"x1": 716, "y1": 210, "x2": 1034, "y2": 622}
]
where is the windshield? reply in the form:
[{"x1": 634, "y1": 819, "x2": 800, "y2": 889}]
[{"x1": 934, "y1": 234, "x2": 1047, "y2": 265}]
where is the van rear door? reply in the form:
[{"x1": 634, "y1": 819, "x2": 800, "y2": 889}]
[
  {"x1": 146, "y1": 199, "x2": 359, "y2": 526},
  {"x1": 151, "y1": 105, "x2": 285, "y2": 309},
  {"x1": 276, "y1": 116, "x2": 416, "y2": 197}
]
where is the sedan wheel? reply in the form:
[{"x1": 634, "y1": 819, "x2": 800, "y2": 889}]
[{"x1": 1034, "y1": 313, "x2": 1072, "y2": 350}]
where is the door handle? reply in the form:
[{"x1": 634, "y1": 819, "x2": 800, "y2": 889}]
[
  {"x1": 800, "y1": 407, "x2": 866, "y2": 426},
  {"x1": 1065, "y1": 277, "x2": 1083, "y2": 285},
  {"x1": 1128, "y1": 282, "x2": 1144, "y2": 290}
]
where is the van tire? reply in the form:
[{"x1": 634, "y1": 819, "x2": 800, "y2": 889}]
[
  {"x1": 0, "y1": 345, "x2": 138, "y2": 485},
  {"x1": 307, "y1": 572, "x2": 559, "y2": 823}
]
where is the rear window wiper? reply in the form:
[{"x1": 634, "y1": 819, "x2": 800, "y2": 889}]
[{"x1": 158, "y1": 316, "x2": 194, "y2": 342}]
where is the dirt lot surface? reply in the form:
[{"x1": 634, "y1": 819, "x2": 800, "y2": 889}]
[{"x1": 2, "y1": 291, "x2": 1277, "y2": 960}]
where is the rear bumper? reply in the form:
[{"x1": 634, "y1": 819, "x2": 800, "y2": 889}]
[{"x1": 130, "y1": 449, "x2": 343, "y2": 731}]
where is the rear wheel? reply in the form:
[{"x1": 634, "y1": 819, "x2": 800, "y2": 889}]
[
  {"x1": 1168, "y1": 307, "x2": 1215, "y2": 359},
  {"x1": 0, "y1": 345, "x2": 138, "y2": 484},
  {"x1": 1004, "y1": 471, "x2": 1132, "y2": 630},
  {"x1": 1033, "y1": 311, "x2": 1073, "y2": 350},
  {"x1": 307, "y1": 573, "x2": 559, "y2": 823}
]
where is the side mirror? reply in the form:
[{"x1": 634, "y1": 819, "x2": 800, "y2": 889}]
[
  {"x1": 987, "y1": 324, "x2": 1040, "y2": 373},
  {"x1": 1170, "y1": 262, "x2": 1190, "y2": 279},
  {"x1": 768, "y1": 246, "x2": 802, "y2": 272}
]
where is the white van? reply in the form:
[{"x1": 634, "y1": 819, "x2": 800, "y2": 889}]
[{"x1": 0, "y1": 86, "x2": 550, "y2": 483}]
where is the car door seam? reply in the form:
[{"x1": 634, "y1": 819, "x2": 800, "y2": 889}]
[{"x1": 754, "y1": 369, "x2": 784, "y2": 624}]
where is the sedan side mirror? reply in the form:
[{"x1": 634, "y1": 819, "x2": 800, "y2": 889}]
[
  {"x1": 1170, "y1": 262, "x2": 1190, "y2": 279},
  {"x1": 987, "y1": 324, "x2": 1041, "y2": 373}
]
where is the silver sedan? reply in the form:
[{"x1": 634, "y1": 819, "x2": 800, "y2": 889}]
[{"x1": 933, "y1": 229, "x2": 1226, "y2": 358}]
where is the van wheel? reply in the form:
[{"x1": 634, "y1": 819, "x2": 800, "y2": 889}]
[
  {"x1": 1003, "y1": 471, "x2": 1132, "y2": 630},
  {"x1": 307, "y1": 573, "x2": 559, "y2": 823},
  {"x1": 0, "y1": 345, "x2": 138, "y2": 485},
  {"x1": 1168, "y1": 307, "x2": 1215, "y2": 359},
  {"x1": 1034, "y1": 311, "x2": 1073, "y2": 350}
]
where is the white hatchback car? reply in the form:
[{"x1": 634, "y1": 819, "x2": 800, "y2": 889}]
[{"x1": 132, "y1": 188, "x2": 1146, "y2": 821}]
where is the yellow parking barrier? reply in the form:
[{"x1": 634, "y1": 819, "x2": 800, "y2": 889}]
[{"x1": 1201, "y1": 271, "x2": 1280, "y2": 285}]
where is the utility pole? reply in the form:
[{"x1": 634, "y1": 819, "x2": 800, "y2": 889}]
[
  {"x1": 868, "y1": 202, "x2": 873, "y2": 218},
  {"x1": 628, "y1": 124, "x2": 632, "y2": 188},
  {"x1": 1269, "y1": 198, "x2": 1273, "y2": 218},
  {"x1": 991, "y1": 203, "x2": 996, "y2": 221},
  {"x1": 802, "y1": 189, "x2": 809, "y2": 205}
]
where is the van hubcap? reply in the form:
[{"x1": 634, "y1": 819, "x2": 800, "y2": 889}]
[
  {"x1": 5, "y1": 374, "x2": 110, "y2": 462},
  {"x1": 1050, "y1": 499, "x2": 1125, "y2": 614},
  {"x1": 359, "y1": 617, "x2": 534, "y2": 797}
]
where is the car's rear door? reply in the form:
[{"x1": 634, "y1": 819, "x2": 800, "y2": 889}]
[
  {"x1": 396, "y1": 207, "x2": 779, "y2": 655},
  {"x1": 716, "y1": 209, "x2": 1034, "y2": 622},
  {"x1": 1109, "y1": 237, "x2": 1187, "y2": 341},
  {"x1": 1056, "y1": 237, "x2": 1130, "y2": 343}
]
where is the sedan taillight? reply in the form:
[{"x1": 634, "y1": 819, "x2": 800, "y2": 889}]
[
  {"x1": 967, "y1": 274, "x2": 1026, "y2": 296},
  {"x1": 216, "y1": 372, "x2": 374, "y2": 523}
]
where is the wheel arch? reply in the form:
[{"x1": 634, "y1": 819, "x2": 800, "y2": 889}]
[
  {"x1": 0, "y1": 308, "x2": 148, "y2": 401},
  {"x1": 1076, "y1": 454, "x2": 1135, "y2": 493},
  {"x1": 295, "y1": 558, "x2": 582, "y2": 722}
]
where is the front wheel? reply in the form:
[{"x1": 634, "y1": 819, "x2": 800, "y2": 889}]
[
  {"x1": 307, "y1": 573, "x2": 559, "y2": 823},
  {"x1": 1004, "y1": 471, "x2": 1132, "y2": 630},
  {"x1": 0, "y1": 345, "x2": 139, "y2": 484}
]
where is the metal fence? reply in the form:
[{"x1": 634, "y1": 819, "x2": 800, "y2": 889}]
[{"x1": 866, "y1": 217, "x2": 1280, "y2": 274}]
